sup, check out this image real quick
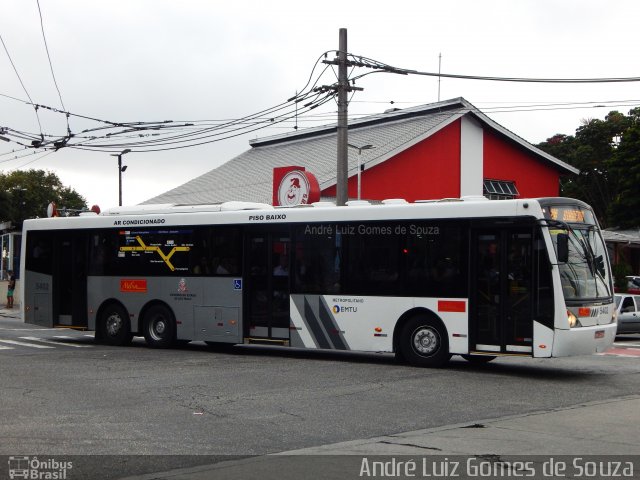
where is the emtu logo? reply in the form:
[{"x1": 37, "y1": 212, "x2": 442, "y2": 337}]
[{"x1": 333, "y1": 305, "x2": 357, "y2": 314}]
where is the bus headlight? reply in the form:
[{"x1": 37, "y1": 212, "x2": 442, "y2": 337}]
[{"x1": 567, "y1": 310, "x2": 581, "y2": 328}]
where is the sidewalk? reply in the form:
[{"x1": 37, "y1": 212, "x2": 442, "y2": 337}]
[
  {"x1": 0, "y1": 305, "x2": 20, "y2": 320},
  {"x1": 122, "y1": 395, "x2": 640, "y2": 479}
]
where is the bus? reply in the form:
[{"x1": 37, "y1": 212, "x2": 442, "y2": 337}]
[{"x1": 19, "y1": 196, "x2": 616, "y2": 367}]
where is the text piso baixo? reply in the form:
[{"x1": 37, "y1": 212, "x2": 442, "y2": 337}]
[
  {"x1": 304, "y1": 224, "x2": 440, "y2": 236},
  {"x1": 359, "y1": 457, "x2": 634, "y2": 478}
]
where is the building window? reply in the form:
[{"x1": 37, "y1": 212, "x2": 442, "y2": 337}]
[{"x1": 483, "y1": 179, "x2": 519, "y2": 200}]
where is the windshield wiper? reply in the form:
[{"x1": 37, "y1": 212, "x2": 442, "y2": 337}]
[{"x1": 584, "y1": 225, "x2": 608, "y2": 286}]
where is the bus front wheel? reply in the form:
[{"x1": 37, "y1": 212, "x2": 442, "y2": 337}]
[
  {"x1": 143, "y1": 305, "x2": 176, "y2": 348},
  {"x1": 399, "y1": 315, "x2": 451, "y2": 367},
  {"x1": 98, "y1": 303, "x2": 133, "y2": 346}
]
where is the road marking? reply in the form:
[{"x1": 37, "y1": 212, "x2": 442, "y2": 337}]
[
  {"x1": 0, "y1": 339, "x2": 54, "y2": 349},
  {"x1": 20, "y1": 336, "x2": 91, "y2": 348},
  {"x1": 0, "y1": 345, "x2": 14, "y2": 350},
  {"x1": 0, "y1": 327, "x2": 62, "y2": 331},
  {"x1": 614, "y1": 342, "x2": 640, "y2": 348}
]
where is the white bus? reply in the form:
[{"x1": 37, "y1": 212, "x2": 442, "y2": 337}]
[{"x1": 20, "y1": 196, "x2": 616, "y2": 367}]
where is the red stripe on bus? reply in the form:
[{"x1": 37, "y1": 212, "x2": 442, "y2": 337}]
[{"x1": 438, "y1": 300, "x2": 466, "y2": 313}]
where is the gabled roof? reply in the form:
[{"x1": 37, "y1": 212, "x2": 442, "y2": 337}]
[{"x1": 143, "y1": 97, "x2": 578, "y2": 205}]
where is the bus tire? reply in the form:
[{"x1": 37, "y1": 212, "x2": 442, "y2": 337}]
[
  {"x1": 400, "y1": 315, "x2": 451, "y2": 367},
  {"x1": 461, "y1": 354, "x2": 496, "y2": 364},
  {"x1": 143, "y1": 304, "x2": 176, "y2": 348},
  {"x1": 98, "y1": 303, "x2": 133, "y2": 346}
]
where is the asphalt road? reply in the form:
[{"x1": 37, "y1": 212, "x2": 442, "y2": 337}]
[{"x1": 1, "y1": 316, "x2": 639, "y2": 478}]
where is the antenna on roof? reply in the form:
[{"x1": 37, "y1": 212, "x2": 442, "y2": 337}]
[
  {"x1": 438, "y1": 53, "x2": 442, "y2": 101},
  {"x1": 294, "y1": 90, "x2": 298, "y2": 130}
]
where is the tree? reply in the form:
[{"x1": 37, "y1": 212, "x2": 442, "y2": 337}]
[
  {"x1": 0, "y1": 190, "x2": 13, "y2": 225},
  {"x1": 536, "y1": 110, "x2": 637, "y2": 228},
  {"x1": 0, "y1": 169, "x2": 87, "y2": 229},
  {"x1": 607, "y1": 107, "x2": 640, "y2": 228}
]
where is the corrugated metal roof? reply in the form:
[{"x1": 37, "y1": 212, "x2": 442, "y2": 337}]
[
  {"x1": 143, "y1": 97, "x2": 577, "y2": 205},
  {"x1": 602, "y1": 229, "x2": 640, "y2": 246}
]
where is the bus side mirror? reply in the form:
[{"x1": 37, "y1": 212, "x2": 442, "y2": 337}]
[{"x1": 557, "y1": 233, "x2": 569, "y2": 263}]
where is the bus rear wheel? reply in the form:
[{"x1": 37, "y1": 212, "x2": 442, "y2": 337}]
[
  {"x1": 400, "y1": 315, "x2": 451, "y2": 367},
  {"x1": 98, "y1": 303, "x2": 133, "y2": 346},
  {"x1": 143, "y1": 304, "x2": 176, "y2": 348}
]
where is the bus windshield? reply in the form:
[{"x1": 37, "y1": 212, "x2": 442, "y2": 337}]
[
  {"x1": 550, "y1": 224, "x2": 612, "y2": 301},
  {"x1": 542, "y1": 203, "x2": 612, "y2": 302}
]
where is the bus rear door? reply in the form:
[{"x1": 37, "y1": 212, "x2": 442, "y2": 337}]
[{"x1": 244, "y1": 229, "x2": 291, "y2": 343}]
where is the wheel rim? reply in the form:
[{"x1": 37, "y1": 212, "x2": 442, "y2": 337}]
[
  {"x1": 411, "y1": 326, "x2": 439, "y2": 356},
  {"x1": 149, "y1": 316, "x2": 167, "y2": 341},
  {"x1": 106, "y1": 313, "x2": 123, "y2": 337}
]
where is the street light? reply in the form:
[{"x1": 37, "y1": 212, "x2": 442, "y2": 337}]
[
  {"x1": 110, "y1": 149, "x2": 131, "y2": 206},
  {"x1": 347, "y1": 143, "x2": 375, "y2": 200}
]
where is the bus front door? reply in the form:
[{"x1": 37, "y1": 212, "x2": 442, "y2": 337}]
[
  {"x1": 471, "y1": 227, "x2": 534, "y2": 356},
  {"x1": 245, "y1": 231, "x2": 291, "y2": 342}
]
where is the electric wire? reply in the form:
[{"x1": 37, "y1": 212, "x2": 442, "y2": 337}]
[
  {"x1": 68, "y1": 92, "x2": 337, "y2": 153},
  {"x1": 8, "y1": 149, "x2": 55, "y2": 170},
  {"x1": 1, "y1": 61, "x2": 335, "y2": 152},
  {"x1": 70, "y1": 91, "x2": 333, "y2": 150},
  {"x1": 346, "y1": 53, "x2": 640, "y2": 83},
  {"x1": 0, "y1": 33, "x2": 44, "y2": 138},
  {"x1": 36, "y1": 0, "x2": 70, "y2": 135},
  {"x1": 3, "y1": 47, "x2": 640, "y2": 158}
]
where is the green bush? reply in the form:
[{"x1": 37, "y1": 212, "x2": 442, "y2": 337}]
[{"x1": 612, "y1": 262, "x2": 632, "y2": 292}]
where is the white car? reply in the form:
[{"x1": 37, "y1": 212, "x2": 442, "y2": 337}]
[
  {"x1": 615, "y1": 294, "x2": 640, "y2": 334},
  {"x1": 626, "y1": 276, "x2": 640, "y2": 294}
]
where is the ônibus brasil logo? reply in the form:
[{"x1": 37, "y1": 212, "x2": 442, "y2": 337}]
[{"x1": 8, "y1": 456, "x2": 73, "y2": 479}]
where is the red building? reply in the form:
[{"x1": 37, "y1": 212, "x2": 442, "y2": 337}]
[{"x1": 145, "y1": 98, "x2": 577, "y2": 205}]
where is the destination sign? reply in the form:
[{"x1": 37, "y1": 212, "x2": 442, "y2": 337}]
[{"x1": 545, "y1": 206, "x2": 593, "y2": 224}]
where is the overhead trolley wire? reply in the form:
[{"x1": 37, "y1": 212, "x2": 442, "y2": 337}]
[
  {"x1": 0, "y1": 33, "x2": 44, "y2": 138},
  {"x1": 5, "y1": 47, "x2": 640, "y2": 158},
  {"x1": 69, "y1": 92, "x2": 337, "y2": 152},
  {"x1": 36, "y1": 0, "x2": 70, "y2": 135}
]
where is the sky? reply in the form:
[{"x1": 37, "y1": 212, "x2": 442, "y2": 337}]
[{"x1": 1, "y1": 0, "x2": 639, "y2": 211}]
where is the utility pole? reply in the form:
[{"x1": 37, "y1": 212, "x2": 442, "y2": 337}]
[
  {"x1": 322, "y1": 29, "x2": 363, "y2": 205},
  {"x1": 336, "y1": 28, "x2": 349, "y2": 206}
]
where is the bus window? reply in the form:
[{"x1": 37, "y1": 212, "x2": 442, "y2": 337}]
[
  {"x1": 404, "y1": 223, "x2": 467, "y2": 298},
  {"x1": 26, "y1": 232, "x2": 53, "y2": 275},
  {"x1": 293, "y1": 224, "x2": 341, "y2": 294},
  {"x1": 191, "y1": 226, "x2": 241, "y2": 275},
  {"x1": 344, "y1": 222, "x2": 401, "y2": 295},
  {"x1": 89, "y1": 226, "x2": 241, "y2": 277}
]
